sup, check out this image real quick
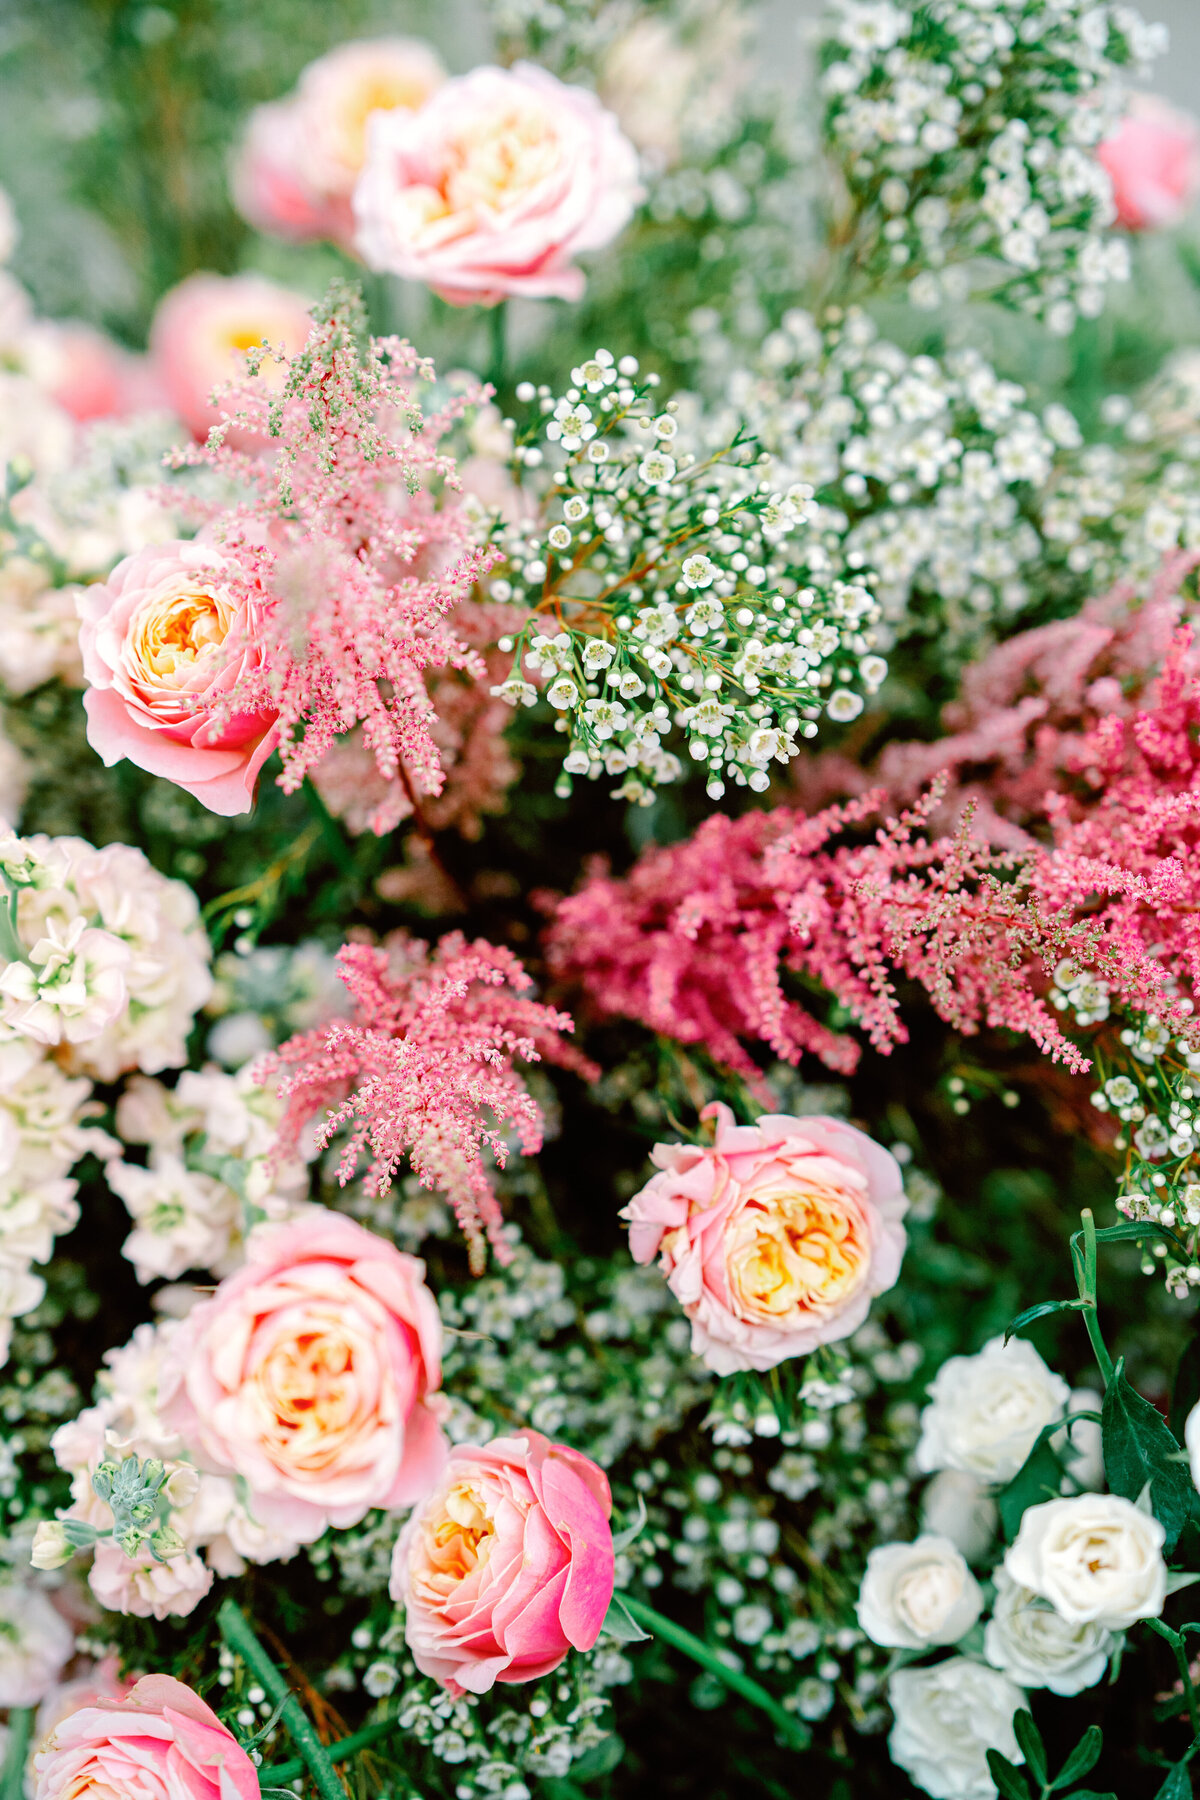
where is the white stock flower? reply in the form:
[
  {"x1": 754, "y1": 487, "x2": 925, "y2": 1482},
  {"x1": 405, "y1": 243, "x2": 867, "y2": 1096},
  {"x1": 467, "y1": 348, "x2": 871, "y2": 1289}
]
[
  {"x1": 857, "y1": 1535, "x2": 983, "y2": 1648},
  {"x1": 916, "y1": 1336, "x2": 1070, "y2": 1484},
  {"x1": 888, "y1": 1657, "x2": 1024, "y2": 1800},
  {"x1": 920, "y1": 1469, "x2": 998, "y2": 1563},
  {"x1": 1004, "y1": 1494, "x2": 1167, "y2": 1631},
  {"x1": 0, "y1": 915, "x2": 129, "y2": 1048},
  {"x1": 0, "y1": 1581, "x2": 74, "y2": 1706},
  {"x1": 984, "y1": 1566, "x2": 1112, "y2": 1696},
  {"x1": 106, "y1": 1152, "x2": 242, "y2": 1284}
]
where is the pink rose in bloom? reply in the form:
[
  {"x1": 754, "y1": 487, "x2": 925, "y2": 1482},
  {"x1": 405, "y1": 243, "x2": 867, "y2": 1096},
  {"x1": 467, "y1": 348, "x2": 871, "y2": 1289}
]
[
  {"x1": 159, "y1": 1209, "x2": 448, "y2": 1543},
  {"x1": 23, "y1": 321, "x2": 164, "y2": 422},
  {"x1": 35, "y1": 1656, "x2": 135, "y2": 1751},
  {"x1": 233, "y1": 38, "x2": 446, "y2": 248},
  {"x1": 390, "y1": 1430, "x2": 615, "y2": 1696},
  {"x1": 353, "y1": 62, "x2": 642, "y2": 305},
  {"x1": 33, "y1": 1673, "x2": 259, "y2": 1800},
  {"x1": 623, "y1": 1104, "x2": 907, "y2": 1374},
  {"x1": 149, "y1": 272, "x2": 312, "y2": 440},
  {"x1": 78, "y1": 540, "x2": 281, "y2": 817},
  {"x1": 1098, "y1": 94, "x2": 1200, "y2": 231}
]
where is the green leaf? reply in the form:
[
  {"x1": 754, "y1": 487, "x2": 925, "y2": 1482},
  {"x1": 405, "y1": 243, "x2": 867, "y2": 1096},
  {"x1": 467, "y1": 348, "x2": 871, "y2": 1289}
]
[
  {"x1": 568, "y1": 1734, "x2": 625, "y2": 1779},
  {"x1": 1173, "y1": 1334, "x2": 1200, "y2": 1437},
  {"x1": 1102, "y1": 1359, "x2": 1194, "y2": 1552},
  {"x1": 985, "y1": 1750, "x2": 1031, "y2": 1800},
  {"x1": 998, "y1": 1432, "x2": 1065, "y2": 1542},
  {"x1": 1067, "y1": 1792, "x2": 1117, "y2": 1799},
  {"x1": 1079, "y1": 1220, "x2": 1192, "y2": 1258},
  {"x1": 1005, "y1": 1298, "x2": 1090, "y2": 1343},
  {"x1": 1155, "y1": 1763, "x2": 1195, "y2": 1800},
  {"x1": 1013, "y1": 1711, "x2": 1047, "y2": 1787},
  {"x1": 599, "y1": 1593, "x2": 652, "y2": 1644},
  {"x1": 1052, "y1": 1724, "x2": 1102, "y2": 1790},
  {"x1": 611, "y1": 1496, "x2": 648, "y2": 1554}
]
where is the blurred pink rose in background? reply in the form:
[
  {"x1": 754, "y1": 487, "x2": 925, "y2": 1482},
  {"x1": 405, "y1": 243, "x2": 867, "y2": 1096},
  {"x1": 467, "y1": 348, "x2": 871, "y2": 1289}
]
[
  {"x1": 353, "y1": 62, "x2": 642, "y2": 305},
  {"x1": 78, "y1": 539, "x2": 280, "y2": 816},
  {"x1": 233, "y1": 37, "x2": 446, "y2": 248},
  {"x1": 148, "y1": 271, "x2": 311, "y2": 439},
  {"x1": 1098, "y1": 94, "x2": 1200, "y2": 231},
  {"x1": 160, "y1": 1210, "x2": 448, "y2": 1542},
  {"x1": 623, "y1": 1103, "x2": 908, "y2": 1374},
  {"x1": 391, "y1": 1429, "x2": 615, "y2": 1696},
  {"x1": 22, "y1": 321, "x2": 164, "y2": 423},
  {"x1": 33, "y1": 1674, "x2": 259, "y2": 1800}
]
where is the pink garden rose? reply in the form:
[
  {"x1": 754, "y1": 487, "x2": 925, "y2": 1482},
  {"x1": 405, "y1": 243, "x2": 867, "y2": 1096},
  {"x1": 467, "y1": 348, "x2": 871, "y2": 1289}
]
[
  {"x1": 623, "y1": 1104, "x2": 907, "y2": 1374},
  {"x1": 78, "y1": 539, "x2": 281, "y2": 817},
  {"x1": 23, "y1": 321, "x2": 163, "y2": 423},
  {"x1": 159, "y1": 1209, "x2": 448, "y2": 1543},
  {"x1": 233, "y1": 38, "x2": 446, "y2": 248},
  {"x1": 353, "y1": 62, "x2": 642, "y2": 305},
  {"x1": 149, "y1": 272, "x2": 312, "y2": 440},
  {"x1": 390, "y1": 1430, "x2": 614, "y2": 1696},
  {"x1": 33, "y1": 1673, "x2": 259, "y2": 1800},
  {"x1": 1098, "y1": 94, "x2": 1200, "y2": 231}
]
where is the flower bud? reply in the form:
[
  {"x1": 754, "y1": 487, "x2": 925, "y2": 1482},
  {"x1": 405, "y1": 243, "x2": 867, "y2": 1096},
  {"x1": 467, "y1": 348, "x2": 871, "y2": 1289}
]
[{"x1": 30, "y1": 1520, "x2": 73, "y2": 1570}]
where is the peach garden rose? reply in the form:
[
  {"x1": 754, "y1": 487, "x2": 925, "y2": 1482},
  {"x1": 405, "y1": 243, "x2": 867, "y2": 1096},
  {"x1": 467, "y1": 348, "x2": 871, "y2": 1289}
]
[
  {"x1": 149, "y1": 271, "x2": 312, "y2": 441},
  {"x1": 622, "y1": 1103, "x2": 907, "y2": 1374},
  {"x1": 77, "y1": 539, "x2": 280, "y2": 817},
  {"x1": 353, "y1": 62, "x2": 642, "y2": 305},
  {"x1": 159, "y1": 1209, "x2": 448, "y2": 1543},
  {"x1": 390, "y1": 1430, "x2": 615, "y2": 1696},
  {"x1": 1098, "y1": 94, "x2": 1200, "y2": 232},
  {"x1": 33, "y1": 1673, "x2": 259, "y2": 1800}
]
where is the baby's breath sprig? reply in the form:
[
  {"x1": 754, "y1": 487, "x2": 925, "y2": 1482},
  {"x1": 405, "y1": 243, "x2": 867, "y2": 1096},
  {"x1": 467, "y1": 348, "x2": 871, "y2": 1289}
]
[{"x1": 486, "y1": 349, "x2": 885, "y2": 804}]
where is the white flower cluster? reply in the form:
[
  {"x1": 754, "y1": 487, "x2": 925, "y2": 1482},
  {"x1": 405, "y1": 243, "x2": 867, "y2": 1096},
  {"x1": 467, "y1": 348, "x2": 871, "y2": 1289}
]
[
  {"x1": 0, "y1": 1036, "x2": 114, "y2": 1368},
  {"x1": 48, "y1": 1316, "x2": 305, "y2": 1622},
  {"x1": 860, "y1": 1335, "x2": 1169, "y2": 1797},
  {"x1": 485, "y1": 350, "x2": 885, "y2": 804},
  {"x1": 104, "y1": 1062, "x2": 307, "y2": 1284},
  {"x1": 0, "y1": 831, "x2": 211, "y2": 1080},
  {"x1": 820, "y1": 0, "x2": 1165, "y2": 332}
]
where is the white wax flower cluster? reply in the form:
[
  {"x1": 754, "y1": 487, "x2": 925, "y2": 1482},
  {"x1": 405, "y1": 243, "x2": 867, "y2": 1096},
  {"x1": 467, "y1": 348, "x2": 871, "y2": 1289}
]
[
  {"x1": 105, "y1": 1062, "x2": 307, "y2": 1283},
  {"x1": 820, "y1": 0, "x2": 1163, "y2": 332},
  {"x1": 0, "y1": 831, "x2": 211, "y2": 1080}
]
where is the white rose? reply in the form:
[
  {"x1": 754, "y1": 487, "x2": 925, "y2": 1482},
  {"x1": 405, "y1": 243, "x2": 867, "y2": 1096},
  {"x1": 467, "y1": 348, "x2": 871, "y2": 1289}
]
[
  {"x1": 857, "y1": 1535, "x2": 984, "y2": 1649},
  {"x1": 0, "y1": 1582, "x2": 74, "y2": 1707},
  {"x1": 984, "y1": 1567, "x2": 1112, "y2": 1695},
  {"x1": 1004, "y1": 1494, "x2": 1167, "y2": 1630},
  {"x1": 916, "y1": 1337, "x2": 1071, "y2": 1484},
  {"x1": 1059, "y1": 1387, "x2": 1104, "y2": 1492},
  {"x1": 921, "y1": 1469, "x2": 998, "y2": 1562},
  {"x1": 888, "y1": 1657, "x2": 1025, "y2": 1800},
  {"x1": 1184, "y1": 1398, "x2": 1200, "y2": 1493}
]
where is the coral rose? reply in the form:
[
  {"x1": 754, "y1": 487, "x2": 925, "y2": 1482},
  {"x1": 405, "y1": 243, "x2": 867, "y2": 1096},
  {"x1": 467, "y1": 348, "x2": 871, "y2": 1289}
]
[
  {"x1": 33, "y1": 1673, "x2": 259, "y2": 1800},
  {"x1": 353, "y1": 62, "x2": 642, "y2": 305},
  {"x1": 1098, "y1": 94, "x2": 1200, "y2": 231},
  {"x1": 159, "y1": 1209, "x2": 448, "y2": 1542},
  {"x1": 623, "y1": 1104, "x2": 907, "y2": 1374},
  {"x1": 149, "y1": 272, "x2": 312, "y2": 440},
  {"x1": 391, "y1": 1430, "x2": 615, "y2": 1696},
  {"x1": 78, "y1": 539, "x2": 281, "y2": 817},
  {"x1": 233, "y1": 38, "x2": 446, "y2": 248}
]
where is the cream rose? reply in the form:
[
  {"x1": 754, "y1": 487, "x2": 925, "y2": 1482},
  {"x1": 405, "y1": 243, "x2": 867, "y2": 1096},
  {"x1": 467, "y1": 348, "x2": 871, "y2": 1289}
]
[
  {"x1": 920, "y1": 1470, "x2": 998, "y2": 1563},
  {"x1": 984, "y1": 1567, "x2": 1112, "y2": 1696},
  {"x1": 623, "y1": 1103, "x2": 907, "y2": 1375},
  {"x1": 1004, "y1": 1493, "x2": 1167, "y2": 1631},
  {"x1": 888, "y1": 1657, "x2": 1025, "y2": 1800},
  {"x1": 856, "y1": 1535, "x2": 983, "y2": 1649},
  {"x1": 916, "y1": 1337, "x2": 1070, "y2": 1485}
]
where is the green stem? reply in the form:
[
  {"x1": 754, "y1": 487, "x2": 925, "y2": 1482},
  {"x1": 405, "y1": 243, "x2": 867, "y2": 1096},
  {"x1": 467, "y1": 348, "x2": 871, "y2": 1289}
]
[
  {"x1": 620, "y1": 1596, "x2": 809, "y2": 1750},
  {"x1": 1, "y1": 1709, "x2": 32, "y2": 1800},
  {"x1": 217, "y1": 1599, "x2": 346, "y2": 1800},
  {"x1": 1077, "y1": 1208, "x2": 1114, "y2": 1387},
  {"x1": 259, "y1": 1715, "x2": 400, "y2": 1787},
  {"x1": 1148, "y1": 1621, "x2": 1200, "y2": 1739},
  {"x1": 0, "y1": 884, "x2": 26, "y2": 967},
  {"x1": 486, "y1": 301, "x2": 507, "y2": 392},
  {"x1": 301, "y1": 778, "x2": 356, "y2": 879}
]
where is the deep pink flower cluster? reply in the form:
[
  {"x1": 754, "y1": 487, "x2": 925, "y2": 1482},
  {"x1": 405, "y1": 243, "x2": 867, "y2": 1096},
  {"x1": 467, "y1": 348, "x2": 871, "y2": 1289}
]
[
  {"x1": 546, "y1": 599, "x2": 1200, "y2": 1081},
  {"x1": 172, "y1": 283, "x2": 499, "y2": 815},
  {"x1": 267, "y1": 932, "x2": 596, "y2": 1270}
]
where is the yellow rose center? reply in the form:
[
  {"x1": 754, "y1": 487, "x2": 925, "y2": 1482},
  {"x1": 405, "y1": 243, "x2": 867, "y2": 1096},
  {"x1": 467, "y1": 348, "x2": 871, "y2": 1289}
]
[
  {"x1": 335, "y1": 73, "x2": 433, "y2": 169},
  {"x1": 431, "y1": 1477, "x2": 497, "y2": 1580},
  {"x1": 257, "y1": 1326, "x2": 359, "y2": 1445},
  {"x1": 726, "y1": 1186, "x2": 869, "y2": 1324},
  {"x1": 129, "y1": 582, "x2": 236, "y2": 689}
]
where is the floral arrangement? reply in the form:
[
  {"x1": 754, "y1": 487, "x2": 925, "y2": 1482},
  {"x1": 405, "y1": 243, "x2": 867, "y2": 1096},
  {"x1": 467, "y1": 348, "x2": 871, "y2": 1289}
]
[{"x1": 7, "y1": 0, "x2": 1200, "y2": 1796}]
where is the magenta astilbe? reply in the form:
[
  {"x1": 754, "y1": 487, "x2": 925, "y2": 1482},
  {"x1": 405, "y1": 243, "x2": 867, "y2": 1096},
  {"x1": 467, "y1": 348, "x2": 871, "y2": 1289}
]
[
  {"x1": 545, "y1": 787, "x2": 1093, "y2": 1081},
  {"x1": 170, "y1": 281, "x2": 499, "y2": 815},
  {"x1": 267, "y1": 932, "x2": 596, "y2": 1271}
]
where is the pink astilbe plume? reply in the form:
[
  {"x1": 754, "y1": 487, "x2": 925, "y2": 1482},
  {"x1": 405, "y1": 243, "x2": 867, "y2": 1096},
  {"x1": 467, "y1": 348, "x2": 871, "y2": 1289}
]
[
  {"x1": 267, "y1": 932, "x2": 597, "y2": 1271},
  {"x1": 170, "y1": 280, "x2": 500, "y2": 813}
]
